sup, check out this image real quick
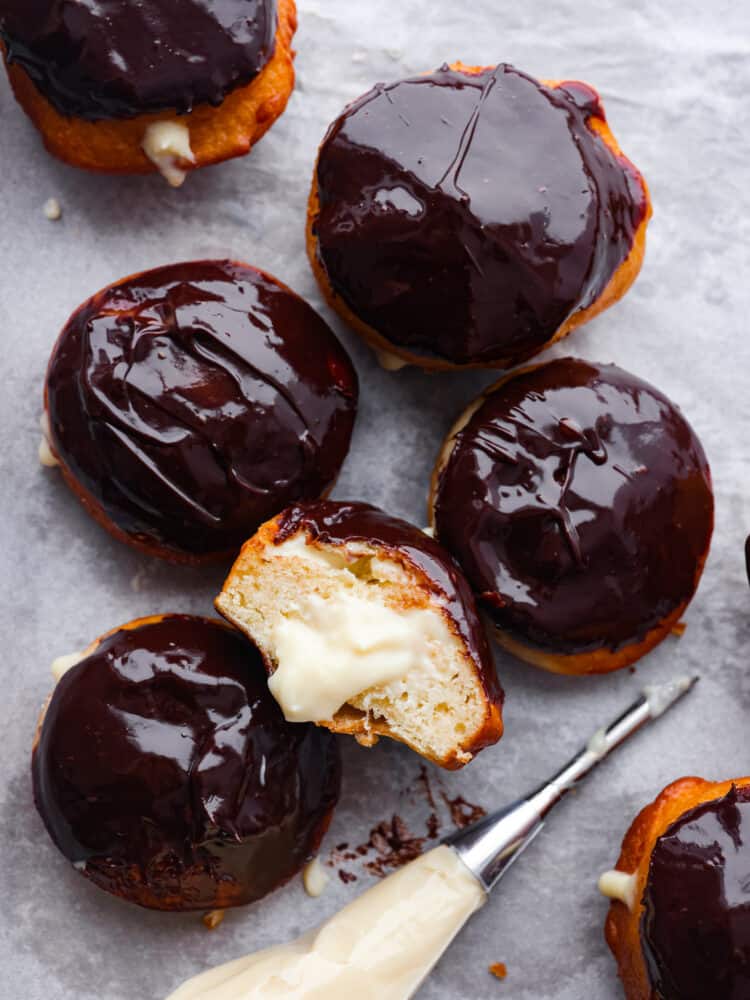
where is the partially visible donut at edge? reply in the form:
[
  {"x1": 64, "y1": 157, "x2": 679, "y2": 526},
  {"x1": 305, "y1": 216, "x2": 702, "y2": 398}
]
[
  {"x1": 307, "y1": 62, "x2": 651, "y2": 371},
  {"x1": 0, "y1": 0, "x2": 297, "y2": 181},
  {"x1": 600, "y1": 776, "x2": 750, "y2": 1000},
  {"x1": 42, "y1": 259, "x2": 359, "y2": 564}
]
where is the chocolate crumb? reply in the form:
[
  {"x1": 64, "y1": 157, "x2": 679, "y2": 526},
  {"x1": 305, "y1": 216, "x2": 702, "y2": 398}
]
[
  {"x1": 338, "y1": 870, "x2": 357, "y2": 884},
  {"x1": 489, "y1": 962, "x2": 507, "y2": 981},
  {"x1": 364, "y1": 815, "x2": 427, "y2": 876},
  {"x1": 417, "y1": 764, "x2": 437, "y2": 809},
  {"x1": 327, "y1": 767, "x2": 489, "y2": 882},
  {"x1": 442, "y1": 793, "x2": 487, "y2": 829}
]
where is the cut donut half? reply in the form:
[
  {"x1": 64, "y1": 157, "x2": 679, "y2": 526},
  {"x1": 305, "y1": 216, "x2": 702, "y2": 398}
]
[{"x1": 216, "y1": 501, "x2": 503, "y2": 769}]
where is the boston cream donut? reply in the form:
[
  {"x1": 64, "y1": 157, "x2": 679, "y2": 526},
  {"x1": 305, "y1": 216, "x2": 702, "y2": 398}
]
[
  {"x1": 216, "y1": 500, "x2": 504, "y2": 769},
  {"x1": 0, "y1": 0, "x2": 296, "y2": 184},
  {"x1": 601, "y1": 777, "x2": 750, "y2": 999},
  {"x1": 308, "y1": 63, "x2": 650, "y2": 371},
  {"x1": 33, "y1": 615, "x2": 341, "y2": 911},
  {"x1": 430, "y1": 358, "x2": 714, "y2": 675},
  {"x1": 43, "y1": 260, "x2": 358, "y2": 564}
]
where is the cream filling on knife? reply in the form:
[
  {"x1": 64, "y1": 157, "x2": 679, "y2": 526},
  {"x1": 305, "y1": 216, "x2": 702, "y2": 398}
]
[{"x1": 165, "y1": 845, "x2": 485, "y2": 1000}]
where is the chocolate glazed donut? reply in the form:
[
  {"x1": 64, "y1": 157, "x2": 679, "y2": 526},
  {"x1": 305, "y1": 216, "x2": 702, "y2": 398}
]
[
  {"x1": 0, "y1": 0, "x2": 277, "y2": 120},
  {"x1": 32, "y1": 615, "x2": 341, "y2": 912},
  {"x1": 603, "y1": 777, "x2": 750, "y2": 1000},
  {"x1": 308, "y1": 63, "x2": 650, "y2": 370},
  {"x1": 44, "y1": 259, "x2": 358, "y2": 563},
  {"x1": 0, "y1": 0, "x2": 298, "y2": 176},
  {"x1": 430, "y1": 358, "x2": 714, "y2": 675}
]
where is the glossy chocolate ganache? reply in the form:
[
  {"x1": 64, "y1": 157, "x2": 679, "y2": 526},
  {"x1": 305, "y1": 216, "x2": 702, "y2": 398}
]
[
  {"x1": 33, "y1": 615, "x2": 341, "y2": 911},
  {"x1": 642, "y1": 785, "x2": 750, "y2": 1000},
  {"x1": 313, "y1": 64, "x2": 648, "y2": 367},
  {"x1": 0, "y1": 0, "x2": 277, "y2": 120},
  {"x1": 275, "y1": 500, "x2": 503, "y2": 708},
  {"x1": 433, "y1": 359, "x2": 714, "y2": 654},
  {"x1": 45, "y1": 260, "x2": 358, "y2": 561}
]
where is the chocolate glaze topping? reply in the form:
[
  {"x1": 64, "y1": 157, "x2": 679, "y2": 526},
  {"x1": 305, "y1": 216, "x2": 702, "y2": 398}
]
[
  {"x1": 642, "y1": 785, "x2": 750, "y2": 999},
  {"x1": 433, "y1": 359, "x2": 713, "y2": 654},
  {"x1": 33, "y1": 615, "x2": 341, "y2": 911},
  {"x1": 46, "y1": 260, "x2": 358, "y2": 561},
  {"x1": 275, "y1": 500, "x2": 503, "y2": 708},
  {"x1": 313, "y1": 64, "x2": 647, "y2": 367},
  {"x1": 0, "y1": 0, "x2": 277, "y2": 120}
]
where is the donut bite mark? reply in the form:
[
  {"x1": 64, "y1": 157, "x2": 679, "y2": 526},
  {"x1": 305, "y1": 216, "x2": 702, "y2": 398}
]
[
  {"x1": 43, "y1": 259, "x2": 358, "y2": 564},
  {"x1": 601, "y1": 777, "x2": 750, "y2": 1000},
  {"x1": 307, "y1": 62, "x2": 651, "y2": 371},
  {"x1": 430, "y1": 358, "x2": 714, "y2": 675},
  {"x1": 33, "y1": 615, "x2": 341, "y2": 912},
  {"x1": 215, "y1": 501, "x2": 504, "y2": 769},
  {"x1": 0, "y1": 0, "x2": 297, "y2": 181}
]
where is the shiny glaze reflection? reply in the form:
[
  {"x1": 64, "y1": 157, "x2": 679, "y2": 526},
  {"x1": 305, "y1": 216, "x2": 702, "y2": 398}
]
[
  {"x1": 46, "y1": 260, "x2": 358, "y2": 559},
  {"x1": 32, "y1": 615, "x2": 341, "y2": 911},
  {"x1": 0, "y1": 0, "x2": 277, "y2": 119},
  {"x1": 276, "y1": 500, "x2": 503, "y2": 712},
  {"x1": 642, "y1": 786, "x2": 750, "y2": 999},
  {"x1": 434, "y1": 359, "x2": 713, "y2": 653},
  {"x1": 314, "y1": 64, "x2": 647, "y2": 366}
]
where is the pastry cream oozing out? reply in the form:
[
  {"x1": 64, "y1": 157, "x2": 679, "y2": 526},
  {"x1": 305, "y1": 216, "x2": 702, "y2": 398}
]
[
  {"x1": 269, "y1": 588, "x2": 444, "y2": 723},
  {"x1": 39, "y1": 412, "x2": 60, "y2": 468},
  {"x1": 165, "y1": 845, "x2": 485, "y2": 1000},
  {"x1": 302, "y1": 858, "x2": 329, "y2": 898},
  {"x1": 375, "y1": 349, "x2": 409, "y2": 372},
  {"x1": 266, "y1": 535, "x2": 446, "y2": 724},
  {"x1": 142, "y1": 121, "x2": 195, "y2": 187},
  {"x1": 50, "y1": 650, "x2": 85, "y2": 683},
  {"x1": 598, "y1": 869, "x2": 638, "y2": 910}
]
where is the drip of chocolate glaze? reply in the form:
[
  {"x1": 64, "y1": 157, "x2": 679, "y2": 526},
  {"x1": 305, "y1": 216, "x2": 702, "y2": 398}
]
[
  {"x1": 314, "y1": 64, "x2": 647, "y2": 366},
  {"x1": 434, "y1": 358, "x2": 713, "y2": 654},
  {"x1": 274, "y1": 499, "x2": 503, "y2": 710},
  {"x1": 0, "y1": 0, "x2": 277, "y2": 120},
  {"x1": 32, "y1": 615, "x2": 341, "y2": 911},
  {"x1": 46, "y1": 260, "x2": 358, "y2": 560},
  {"x1": 642, "y1": 785, "x2": 750, "y2": 1000}
]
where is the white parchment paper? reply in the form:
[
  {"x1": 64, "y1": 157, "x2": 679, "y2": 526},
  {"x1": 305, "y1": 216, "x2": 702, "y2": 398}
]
[{"x1": 1, "y1": 1, "x2": 749, "y2": 997}]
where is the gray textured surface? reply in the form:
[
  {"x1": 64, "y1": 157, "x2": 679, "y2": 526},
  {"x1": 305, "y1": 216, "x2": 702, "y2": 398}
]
[{"x1": 1, "y1": 1, "x2": 749, "y2": 997}]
